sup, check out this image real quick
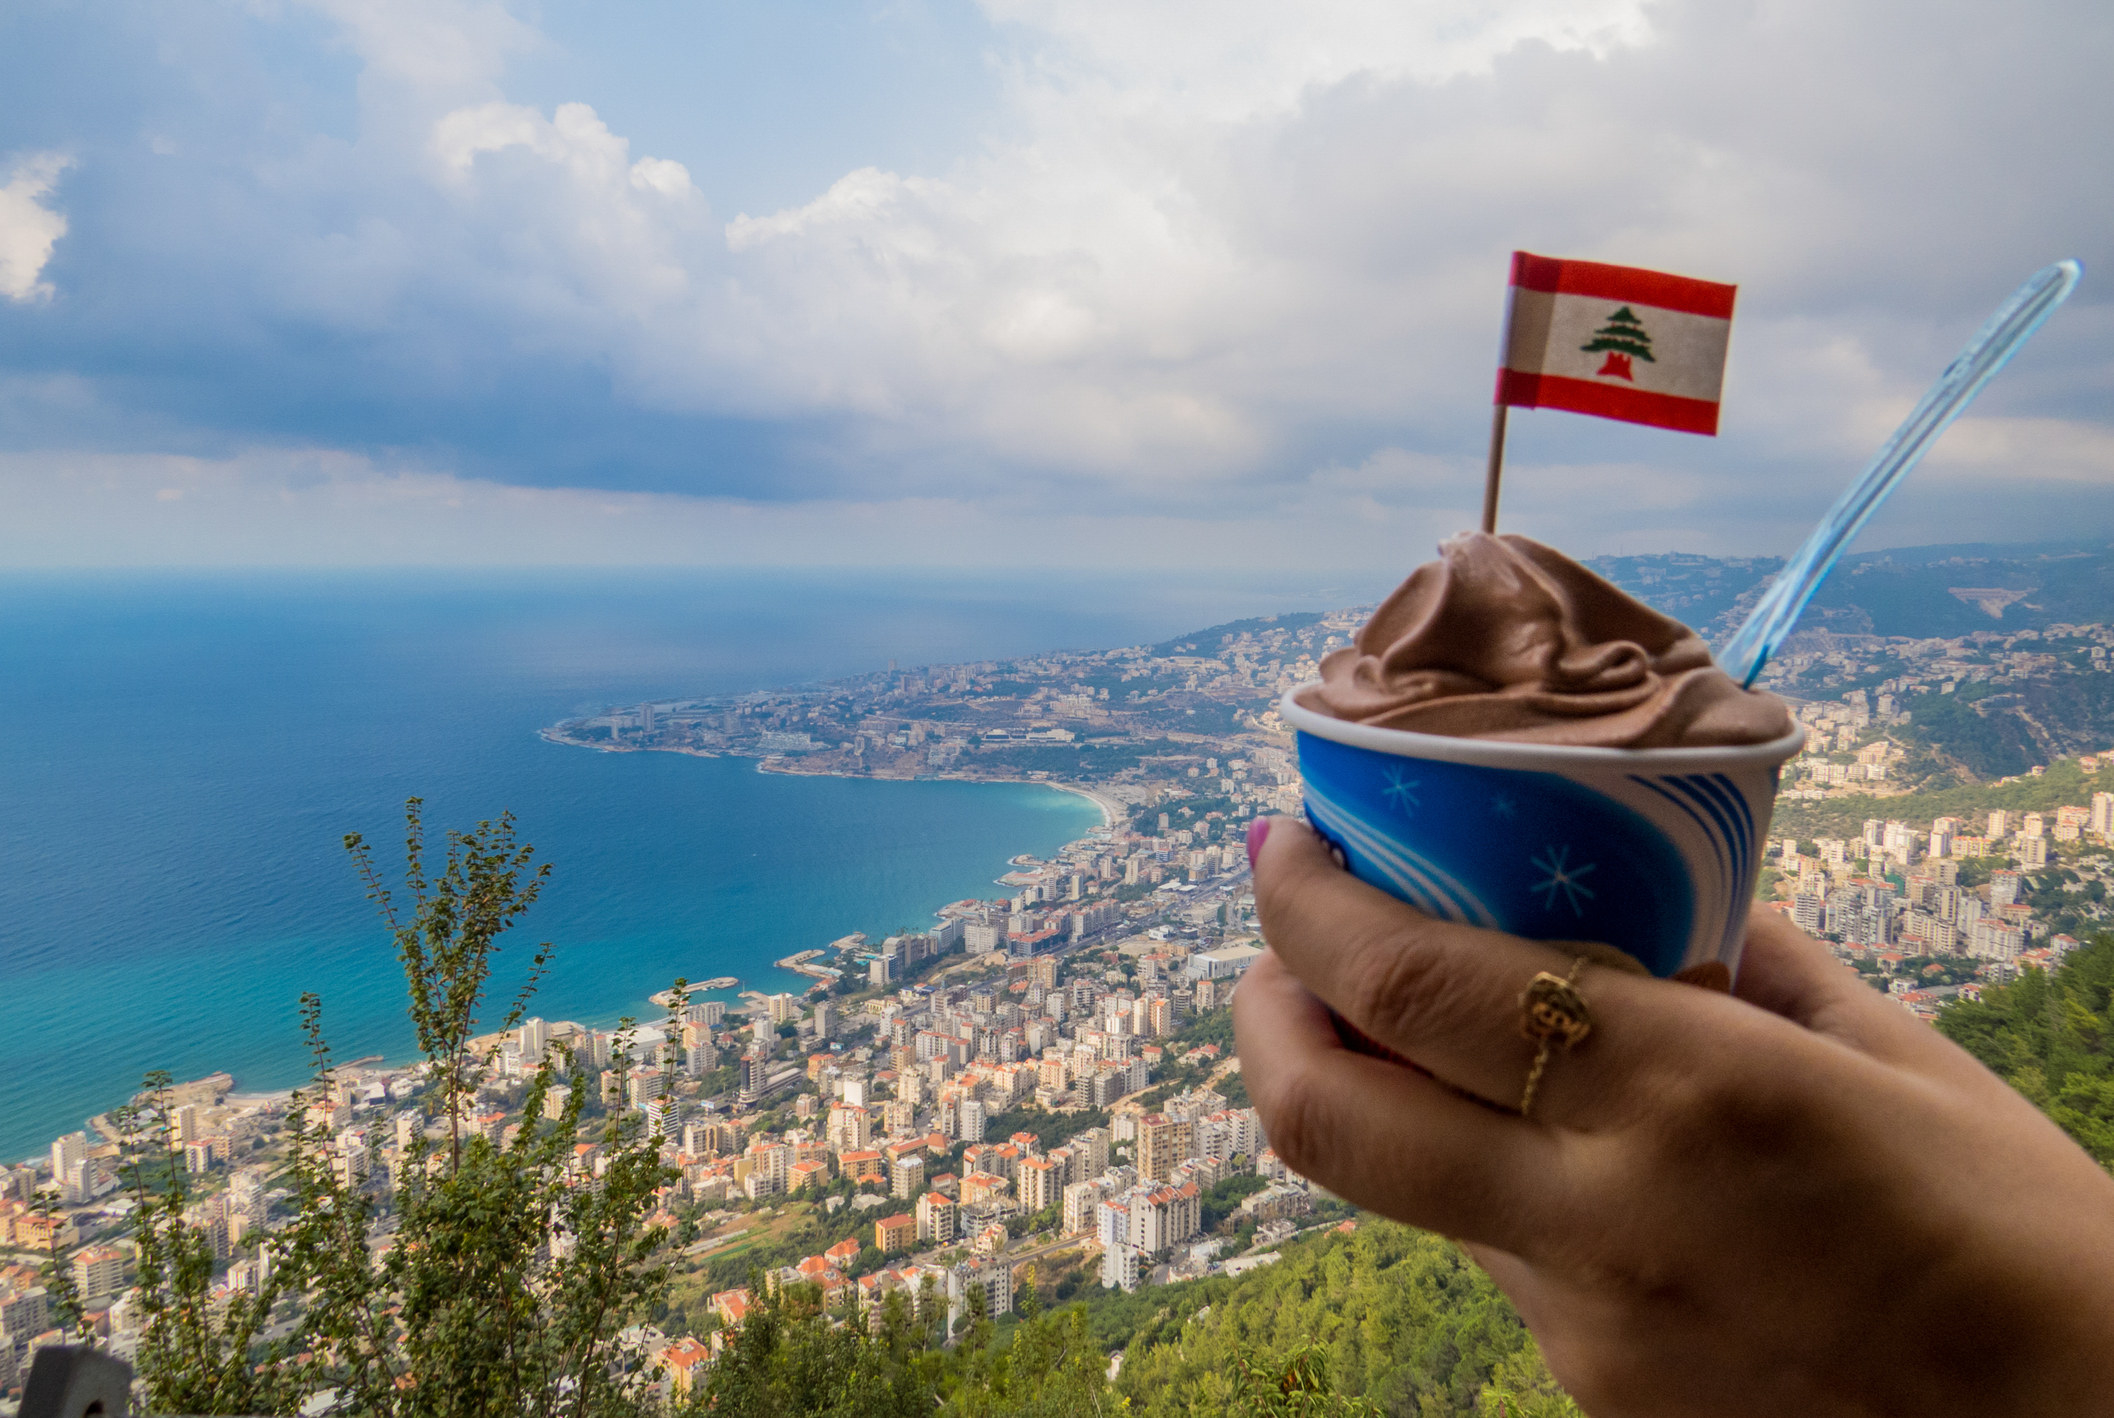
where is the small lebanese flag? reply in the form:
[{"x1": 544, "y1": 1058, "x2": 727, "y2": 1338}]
[{"x1": 1495, "y1": 252, "x2": 1737, "y2": 435}]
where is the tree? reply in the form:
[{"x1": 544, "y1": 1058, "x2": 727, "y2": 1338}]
[
  {"x1": 346, "y1": 799, "x2": 554, "y2": 1172},
  {"x1": 688, "y1": 1278, "x2": 942, "y2": 1417},
  {"x1": 1230, "y1": 1343, "x2": 1382, "y2": 1417},
  {"x1": 947, "y1": 1303, "x2": 1117, "y2": 1418},
  {"x1": 32, "y1": 1186, "x2": 91, "y2": 1349},
  {"x1": 1579, "y1": 306, "x2": 1655, "y2": 381},
  {"x1": 1113, "y1": 1224, "x2": 1555, "y2": 1415},
  {"x1": 1474, "y1": 1340, "x2": 1586, "y2": 1417},
  {"x1": 1939, "y1": 934, "x2": 2114, "y2": 1164},
  {"x1": 122, "y1": 801, "x2": 689, "y2": 1418}
]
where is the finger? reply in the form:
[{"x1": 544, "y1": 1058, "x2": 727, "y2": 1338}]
[
  {"x1": 1737, "y1": 910, "x2": 2001, "y2": 1084},
  {"x1": 1252, "y1": 816, "x2": 1677, "y2": 1126},
  {"x1": 1235, "y1": 949, "x2": 1562, "y2": 1249},
  {"x1": 1733, "y1": 909, "x2": 1876, "y2": 1028}
]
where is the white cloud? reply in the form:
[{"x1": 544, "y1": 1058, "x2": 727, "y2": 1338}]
[
  {"x1": 6, "y1": 0, "x2": 2111, "y2": 567},
  {"x1": 425, "y1": 98, "x2": 706, "y2": 307},
  {"x1": 0, "y1": 152, "x2": 72, "y2": 303},
  {"x1": 1921, "y1": 415, "x2": 2114, "y2": 485},
  {"x1": 320, "y1": 0, "x2": 2103, "y2": 507},
  {"x1": 297, "y1": 0, "x2": 536, "y2": 91},
  {"x1": 977, "y1": 0, "x2": 1655, "y2": 116}
]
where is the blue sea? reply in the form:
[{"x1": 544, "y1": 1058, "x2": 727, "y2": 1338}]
[{"x1": 0, "y1": 569, "x2": 1362, "y2": 1161}]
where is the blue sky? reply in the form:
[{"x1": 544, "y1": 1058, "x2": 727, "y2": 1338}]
[{"x1": 2, "y1": 0, "x2": 2110, "y2": 569}]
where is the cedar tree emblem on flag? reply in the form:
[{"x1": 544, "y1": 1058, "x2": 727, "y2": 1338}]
[
  {"x1": 1496, "y1": 252, "x2": 1736, "y2": 434},
  {"x1": 1580, "y1": 306, "x2": 1653, "y2": 380}
]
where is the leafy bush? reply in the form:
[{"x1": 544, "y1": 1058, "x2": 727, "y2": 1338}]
[{"x1": 115, "y1": 803, "x2": 686, "y2": 1418}]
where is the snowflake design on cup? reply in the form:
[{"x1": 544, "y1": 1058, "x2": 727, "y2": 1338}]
[
  {"x1": 1381, "y1": 767, "x2": 1421, "y2": 816},
  {"x1": 1490, "y1": 793, "x2": 1518, "y2": 820},
  {"x1": 1530, "y1": 844, "x2": 1598, "y2": 917}
]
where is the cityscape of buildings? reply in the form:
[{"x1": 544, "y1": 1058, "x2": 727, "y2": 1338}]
[
  {"x1": 538, "y1": 609, "x2": 1355, "y2": 821},
  {"x1": 13, "y1": 588, "x2": 2114, "y2": 1399},
  {"x1": 0, "y1": 699, "x2": 1305, "y2": 1400},
  {"x1": 0, "y1": 887, "x2": 1297, "y2": 1397},
  {"x1": 1765, "y1": 789, "x2": 2108, "y2": 1022},
  {"x1": 1750, "y1": 622, "x2": 2114, "y2": 1019}
]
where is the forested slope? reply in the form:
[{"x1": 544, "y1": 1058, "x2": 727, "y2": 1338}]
[
  {"x1": 1113, "y1": 1223, "x2": 1571, "y2": 1416},
  {"x1": 1938, "y1": 936, "x2": 2114, "y2": 1164}
]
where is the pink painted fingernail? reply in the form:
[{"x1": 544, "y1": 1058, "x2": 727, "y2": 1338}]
[{"x1": 1246, "y1": 816, "x2": 1272, "y2": 869}]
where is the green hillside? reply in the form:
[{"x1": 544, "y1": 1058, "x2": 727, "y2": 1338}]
[
  {"x1": 1112, "y1": 1223, "x2": 1572, "y2": 1416},
  {"x1": 688, "y1": 1219, "x2": 1577, "y2": 1417},
  {"x1": 1770, "y1": 756, "x2": 2113, "y2": 841}
]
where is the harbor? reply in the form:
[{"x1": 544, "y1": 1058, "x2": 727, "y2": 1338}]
[{"x1": 648, "y1": 976, "x2": 742, "y2": 1009}]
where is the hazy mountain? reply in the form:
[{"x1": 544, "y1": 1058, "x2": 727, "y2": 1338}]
[{"x1": 1589, "y1": 541, "x2": 2114, "y2": 645}]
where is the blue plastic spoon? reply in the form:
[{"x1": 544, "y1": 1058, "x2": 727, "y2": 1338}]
[{"x1": 1715, "y1": 259, "x2": 2082, "y2": 688}]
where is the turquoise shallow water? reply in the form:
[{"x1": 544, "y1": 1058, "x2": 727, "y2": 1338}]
[{"x1": 0, "y1": 569, "x2": 1352, "y2": 1161}]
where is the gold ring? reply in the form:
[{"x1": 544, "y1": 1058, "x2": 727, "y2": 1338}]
[{"x1": 1518, "y1": 957, "x2": 1592, "y2": 1118}]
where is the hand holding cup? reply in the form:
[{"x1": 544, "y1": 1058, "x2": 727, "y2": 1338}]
[{"x1": 1237, "y1": 816, "x2": 2114, "y2": 1418}]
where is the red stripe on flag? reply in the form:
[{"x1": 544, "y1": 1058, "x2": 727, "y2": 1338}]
[
  {"x1": 1508, "y1": 251, "x2": 1736, "y2": 321},
  {"x1": 1495, "y1": 370, "x2": 1722, "y2": 436}
]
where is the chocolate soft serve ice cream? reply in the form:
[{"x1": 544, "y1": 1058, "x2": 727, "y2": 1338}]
[
  {"x1": 1298, "y1": 532, "x2": 1791, "y2": 749},
  {"x1": 1285, "y1": 531, "x2": 1800, "y2": 980}
]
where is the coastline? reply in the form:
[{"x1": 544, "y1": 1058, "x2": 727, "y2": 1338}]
[
  {"x1": 6, "y1": 759, "x2": 1111, "y2": 1164},
  {"x1": 741, "y1": 750, "x2": 1124, "y2": 831},
  {"x1": 11, "y1": 586, "x2": 1309, "y2": 1164},
  {"x1": 1042, "y1": 779, "x2": 1120, "y2": 830}
]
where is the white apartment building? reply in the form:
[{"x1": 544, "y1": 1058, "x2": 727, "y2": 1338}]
[
  {"x1": 1062, "y1": 1179, "x2": 1107, "y2": 1235},
  {"x1": 890, "y1": 1153, "x2": 928, "y2": 1200},
  {"x1": 826, "y1": 1103, "x2": 872, "y2": 1152}
]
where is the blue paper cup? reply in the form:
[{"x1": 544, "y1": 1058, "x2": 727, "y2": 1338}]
[{"x1": 1281, "y1": 689, "x2": 1805, "y2": 980}]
